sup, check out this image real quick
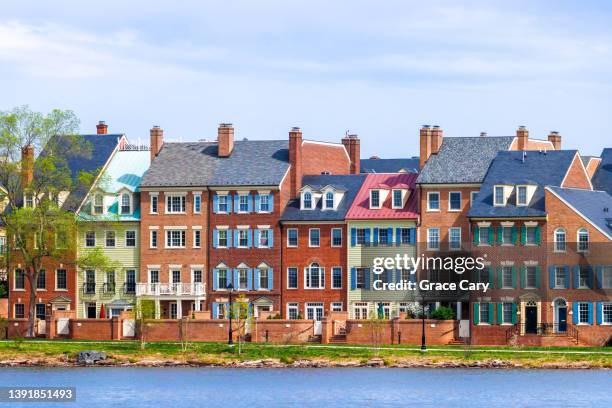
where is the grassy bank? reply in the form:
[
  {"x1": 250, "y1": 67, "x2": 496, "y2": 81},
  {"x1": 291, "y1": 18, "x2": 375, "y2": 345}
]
[{"x1": 0, "y1": 340, "x2": 610, "y2": 368}]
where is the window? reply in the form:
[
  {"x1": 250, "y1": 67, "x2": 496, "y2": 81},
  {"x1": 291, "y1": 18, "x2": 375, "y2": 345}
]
[
  {"x1": 238, "y1": 269, "x2": 248, "y2": 290},
  {"x1": 331, "y1": 228, "x2": 342, "y2": 247},
  {"x1": 14, "y1": 304, "x2": 25, "y2": 319},
  {"x1": 125, "y1": 270, "x2": 136, "y2": 294},
  {"x1": 603, "y1": 303, "x2": 612, "y2": 324},
  {"x1": 554, "y1": 228, "x2": 566, "y2": 252},
  {"x1": 238, "y1": 195, "x2": 249, "y2": 212},
  {"x1": 449, "y1": 192, "x2": 461, "y2": 211},
  {"x1": 525, "y1": 266, "x2": 537, "y2": 288},
  {"x1": 218, "y1": 230, "x2": 228, "y2": 248},
  {"x1": 93, "y1": 194, "x2": 103, "y2": 214},
  {"x1": 218, "y1": 195, "x2": 229, "y2": 213},
  {"x1": 237, "y1": 230, "x2": 248, "y2": 248},
  {"x1": 171, "y1": 270, "x2": 181, "y2": 284},
  {"x1": 502, "y1": 227, "x2": 513, "y2": 245},
  {"x1": 477, "y1": 268, "x2": 490, "y2": 284},
  {"x1": 84, "y1": 270, "x2": 96, "y2": 294},
  {"x1": 120, "y1": 193, "x2": 131, "y2": 214},
  {"x1": 603, "y1": 267, "x2": 612, "y2": 289},
  {"x1": 193, "y1": 230, "x2": 201, "y2": 248},
  {"x1": 309, "y1": 228, "x2": 320, "y2": 247},
  {"x1": 427, "y1": 192, "x2": 440, "y2": 211},
  {"x1": 303, "y1": 192, "x2": 312, "y2": 209},
  {"x1": 83, "y1": 231, "x2": 96, "y2": 247},
  {"x1": 379, "y1": 228, "x2": 389, "y2": 245},
  {"x1": 356, "y1": 268, "x2": 366, "y2": 289},
  {"x1": 105, "y1": 231, "x2": 116, "y2": 247},
  {"x1": 325, "y1": 192, "x2": 334, "y2": 209},
  {"x1": 166, "y1": 194, "x2": 186, "y2": 213},
  {"x1": 125, "y1": 230, "x2": 136, "y2": 247},
  {"x1": 259, "y1": 229, "x2": 270, "y2": 248},
  {"x1": 370, "y1": 190, "x2": 380, "y2": 208},
  {"x1": 479, "y1": 303, "x2": 490, "y2": 324},
  {"x1": 166, "y1": 230, "x2": 186, "y2": 248},
  {"x1": 525, "y1": 226, "x2": 537, "y2": 245},
  {"x1": 0, "y1": 236, "x2": 5, "y2": 253},
  {"x1": 56, "y1": 269, "x2": 67, "y2": 289},
  {"x1": 331, "y1": 302, "x2": 342, "y2": 312},
  {"x1": 25, "y1": 194, "x2": 34, "y2": 208},
  {"x1": 502, "y1": 303, "x2": 513, "y2": 324},
  {"x1": 150, "y1": 230, "x2": 158, "y2": 248},
  {"x1": 36, "y1": 303, "x2": 46, "y2": 320},
  {"x1": 305, "y1": 263, "x2": 324, "y2": 289},
  {"x1": 36, "y1": 270, "x2": 45, "y2": 290},
  {"x1": 192, "y1": 270, "x2": 202, "y2": 284},
  {"x1": 257, "y1": 268, "x2": 269, "y2": 290},
  {"x1": 356, "y1": 228, "x2": 366, "y2": 245},
  {"x1": 354, "y1": 302, "x2": 368, "y2": 319},
  {"x1": 105, "y1": 270, "x2": 116, "y2": 293},
  {"x1": 392, "y1": 190, "x2": 402, "y2": 208},
  {"x1": 332, "y1": 267, "x2": 342, "y2": 289},
  {"x1": 427, "y1": 228, "x2": 440, "y2": 250},
  {"x1": 287, "y1": 229, "x2": 298, "y2": 247},
  {"x1": 578, "y1": 302, "x2": 589, "y2": 324},
  {"x1": 150, "y1": 195, "x2": 158, "y2": 214},
  {"x1": 577, "y1": 228, "x2": 589, "y2": 252},
  {"x1": 400, "y1": 228, "x2": 411, "y2": 244},
  {"x1": 14, "y1": 269, "x2": 25, "y2": 289},
  {"x1": 502, "y1": 266, "x2": 514, "y2": 288},
  {"x1": 554, "y1": 266, "x2": 566, "y2": 288},
  {"x1": 478, "y1": 227, "x2": 490, "y2": 246},
  {"x1": 149, "y1": 269, "x2": 160, "y2": 284},
  {"x1": 194, "y1": 194, "x2": 201, "y2": 213},
  {"x1": 516, "y1": 186, "x2": 528, "y2": 206},
  {"x1": 578, "y1": 267, "x2": 590, "y2": 288},
  {"x1": 449, "y1": 227, "x2": 461, "y2": 250},
  {"x1": 470, "y1": 191, "x2": 478, "y2": 207},
  {"x1": 494, "y1": 186, "x2": 505, "y2": 206},
  {"x1": 287, "y1": 303, "x2": 299, "y2": 320},
  {"x1": 287, "y1": 267, "x2": 298, "y2": 289},
  {"x1": 259, "y1": 194, "x2": 270, "y2": 212},
  {"x1": 217, "y1": 269, "x2": 228, "y2": 290}
]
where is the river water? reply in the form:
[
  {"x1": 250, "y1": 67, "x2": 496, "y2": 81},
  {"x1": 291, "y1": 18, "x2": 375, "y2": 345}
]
[{"x1": 0, "y1": 367, "x2": 610, "y2": 407}]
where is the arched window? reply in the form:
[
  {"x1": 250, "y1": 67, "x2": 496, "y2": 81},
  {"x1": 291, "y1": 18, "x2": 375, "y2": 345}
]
[
  {"x1": 303, "y1": 192, "x2": 312, "y2": 209},
  {"x1": 305, "y1": 262, "x2": 323, "y2": 289},
  {"x1": 577, "y1": 228, "x2": 589, "y2": 252},
  {"x1": 93, "y1": 193, "x2": 104, "y2": 214},
  {"x1": 325, "y1": 192, "x2": 334, "y2": 209},
  {"x1": 554, "y1": 228, "x2": 566, "y2": 252},
  {"x1": 120, "y1": 193, "x2": 131, "y2": 214}
]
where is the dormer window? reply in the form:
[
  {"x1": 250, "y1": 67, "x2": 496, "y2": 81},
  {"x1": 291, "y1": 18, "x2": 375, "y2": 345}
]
[
  {"x1": 93, "y1": 193, "x2": 104, "y2": 214},
  {"x1": 494, "y1": 186, "x2": 507, "y2": 206},
  {"x1": 392, "y1": 190, "x2": 403, "y2": 209},
  {"x1": 516, "y1": 185, "x2": 528, "y2": 206},
  {"x1": 324, "y1": 192, "x2": 334, "y2": 209},
  {"x1": 120, "y1": 193, "x2": 131, "y2": 214},
  {"x1": 370, "y1": 190, "x2": 381, "y2": 209},
  {"x1": 303, "y1": 192, "x2": 312, "y2": 209}
]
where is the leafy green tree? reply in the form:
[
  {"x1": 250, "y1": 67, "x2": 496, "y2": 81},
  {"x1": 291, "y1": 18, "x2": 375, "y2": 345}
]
[{"x1": 231, "y1": 295, "x2": 251, "y2": 354}]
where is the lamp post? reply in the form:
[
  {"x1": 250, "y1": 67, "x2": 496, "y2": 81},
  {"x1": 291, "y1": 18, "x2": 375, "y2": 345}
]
[
  {"x1": 227, "y1": 282, "x2": 234, "y2": 346},
  {"x1": 421, "y1": 296, "x2": 427, "y2": 352}
]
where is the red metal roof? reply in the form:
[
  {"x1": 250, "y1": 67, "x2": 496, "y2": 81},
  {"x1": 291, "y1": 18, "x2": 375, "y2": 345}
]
[{"x1": 346, "y1": 173, "x2": 419, "y2": 219}]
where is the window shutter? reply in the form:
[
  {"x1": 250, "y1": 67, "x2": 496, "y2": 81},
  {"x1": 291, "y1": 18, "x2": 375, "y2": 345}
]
[
  {"x1": 488, "y1": 303, "x2": 494, "y2": 324},
  {"x1": 535, "y1": 225, "x2": 541, "y2": 245},
  {"x1": 350, "y1": 267, "x2": 356, "y2": 290},
  {"x1": 387, "y1": 228, "x2": 393, "y2": 246},
  {"x1": 247, "y1": 269, "x2": 253, "y2": 290},
  {"x1": 213, "y1": 195, "x2": 219, "y2": 213},
  {"x1": 573, "y1": 266, "x2": 580, "y2": 289},
  {"x1": 409, "y1": 228, "x2": 416, "y2": 244},
  {"x1": 212, "y1": 230, "x2": 218, "y2": 248},
  {"x1": 268, "y1": 268, "x2": 273, "y2": 290},
  {"x1": 227, "y1": 229, "x2": 233, "y2": 248},
  {"x1": 496, "y1": 227, "x2": 503, "y2": 245},
  {"x1": 364, "y1": 229, "x2": 371, "y2": 246},
  {"x1": 351, "y1": 228, "x2": 356, "y2": 247},
  {"x1": 395, "y1": 269, "x2": 401, "y2": 284},
  {"x1": 520, "y1": 266, "x2": 526, "y2": 289},
  {"x1": 253, "y1": 269, "x2": 260, "y2": 290},
  {"x1": 520, "y1": 225, "x2": 527, "y2": 245},
  {"x1": 212, "y1": 302, "x2": 218, "y2": 319},
  {"x1": 269, "y1": 230, "x2": 274, "y2": 247},
  {"x1": 488, "y1": 228, "x2": 494, "y2": 245},
  {"x1": 596, "y1": 302, "x2": 602, "y2": 325},
  {"x1": 247, "y1": 229, "x2": 253, "y2": 248},
  {"x1": 212, "y1": 269, "x2": 218, "y2": 290},
  {"x1": 497, "y1": 303, "x2": 503, "y2": 324},
  {"x1": 364, "y1": 268, "x2": 370, "y2": 290},
  {"x1": 254, "y1": 194, "x2": 261, "y2": 212},
  {"x1": 395, "y1": 228, "x2": 401, "y2": 247},
  {"x1": 488, "y1": 266, "x2": 494, "y2": 286},
  {"x1": 385, "y1": 269, "x2": 391, "y2": 283},
  {"x1": 321, "y1": 267, "x2": 325, "y2": 289},
  {"x1": 512, "y1": 266, "x2": 517, "y2": 289},
  {"x1": 497, "y1": 267, "x2": 503, "y2": 289},
  {"x1": 512, "y1": 304, "x2": 517, "y2": 324},
  {"x1": 410, "y1": 271, "x2": 417, "y2": 284},
  {"x1": 247, "y1": 194, "x2": 253, "y2": 212},
  {"x1": 563, "y1": 266, "x2": 570, "y2": 289},
  {"x1": 373, "y1": 228, "x2": 379, "y2": 246},
  {"x1": 234, "y1": 230, "x2": 240, "y2": 247},
  {"x1": 572, "y1": 302, "x2": 579, "y2": 324},
  {"x1": 548, "y1": 266, "x2": 555, "y2": 289},
  {"x1": 268, "y1": 194, "x2": 274, "y2": 212},
  {"x1": 226, "y1": 195, "x2": 233, "y2": 214},
  {"x1": 588, "y1": 302, "x2": 594, "y2": 325},
  {"x1": 473, "y1": 303, "x2": 480, "y2": 325},
  {"x1": 535, "y1": 266, "x2": 541, "y2": 289},
  {"x1": 232, "y1": 194, "x2": 238, "y2": 212},
  {"x1": 587, "y1": 266, "x2": 593, "y2": 289},
  {"x1": 473, "y1": 226, "x2": 479, "y2": 245},
  {"x1": 253, "y1": 229, "x2": 260, "y2": 248},
  {"x1": 511, "y1": 226, "x2": 517, "y2": 245}
]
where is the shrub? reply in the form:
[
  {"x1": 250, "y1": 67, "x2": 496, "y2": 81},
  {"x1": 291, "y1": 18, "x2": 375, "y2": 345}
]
[{"x1": 431, "y1": 306, "x2": 455, "y2": 320}]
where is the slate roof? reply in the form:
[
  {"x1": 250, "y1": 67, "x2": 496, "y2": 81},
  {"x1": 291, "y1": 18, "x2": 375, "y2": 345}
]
[
  {"x1": 360, "y1": 158, "x2": 420, "y2": 174},
  {"x1": 280, "y1": 174, "x2": 366, "y2": 221},
  {"x1": 346, "y1": 173, "x2": 419, "y2": 219},
  {"x1": 592, "y1": 148, "x2": 612, "y2": 196},
  {"x1": 141, "y1": 140, "x2": 289, "y2": 187},
  {"x1": 547, "y1": 186, "x2": 612, "y2": 240},
  {"x1": 468, "y1": 150, "x2": 577, "y2": 218},
  {"x1": 416, "y1": 136, "x2": 514, "y2": 184}
]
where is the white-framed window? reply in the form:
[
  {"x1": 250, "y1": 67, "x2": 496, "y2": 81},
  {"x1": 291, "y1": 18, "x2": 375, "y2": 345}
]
[
  {"x1": 217, "y1": 230, "x2": 228, "y2": 248},
  {"x1": 166, "y1": 194, "x2": 186, "y2": 213},
  {"x1": 501, "y1": 226, "x2": 514, "y2": 245},
  {"x1": 217, "y1": 269, "x2": 228, "y2": 290},
  {"x1": 258, "y1": 267, "x2": 269, "y2": 290},
  {"x1": 332, "y1": 267, "x2": 342, "y2": 289},
  {"x1": 324, "y1": 192, "x2": 334, "y2": 209},
  {"x1": 554, "y1": 228, "x2": 566, "y2": 252},
  {"x1": 470, "y1": 191, "x2": 478, "y2": 207},
  {"x1": 502, "y1": 303, "x2": 513, "y2": 324},
  {"x1": 354, "y1": 302, "x2": 368, "y2": 319},
  {"x1": 237, "y1": 230, "x2": 248, "y2": 248},
  {"x1": 258, "y1": 229, "x2": 270, "y2": 248},
  {"x1": 120, "y1": 193, "x2": 131, "y2": 214},
  {"x1": 493, "y1": 186, "x2": 506, "y2": 206},
  {"x1": 378, "y1": 228, "x2": 389, "y2": 245},
  {"x1": 193, "y1": 194, "x2": 202, "y2": 214},
  {"x1": 14, "y1": 268, "x2": 25, "y2": 290},
  {"x1": 331, "y1": 302, "x2": 343, "y2": 312},
  {"x1": 105, "y1": 231, "x2": 116, "y2": 247},
  {"x1": 427, "y1": 192, "x2": 440, "y2": 211},
  {"x1": 238, "y1": 194, "x2": 249, "y2": 213},
  {"x1": 603, "y1": 267, "x2": 612, "y2": 289},
  {"x1": 56, "y1": 269, "x2": 67, "y2": 290},
  {"x1": 238, "y1": 268, "x2": 248, "y2": 290},
  {"x1": 448, "y1": 191, "x2": 461, "y2": 211},
  {"x1": 331, "y1": 228, "x2": 342, "y2": 247},
  {"x1": 85, "y1": 231, "x2": 96, "y2": 247},
  {"x1": 516, "y1": 185, "x2": 528, "y2": 206},
  {"x1": 92, "y1": 193, "x2": 104, "y2": 214},
  {"x1": 150, "y1": 230, "x2": 158, "y2": 248},
  {"x1": 36, "y1": 270, "x2": 46, "y2": 290},
  {"x1": 166, "y1": 230, "x2": 186, "y2": 248},
  {"x1": 502, "y1": 266, "x2": 514, "y2": 288},
  {"x1": 578, "y1": 302, "x2": 589, "y2": 324},
  {"x1": 449, "y1": 227, "x2": 461, "y2": 250},
  {"x1": 427, "y1": 228, "x2": 440, "y2": 250},
  {"x1": 193, "y1": 230, "x2": 201, "y2": 248},
  {"x1": 259, "y1": 194, "x2": 270, "y2": 212},
  {"x1": 150, "y1": 194, "x2": 158, "y2": 214},
  {"x1": 554, "y1": 266, "x2": 566, "y2": 288},
  {"x1": 602, "y1": 303, "x2": 612, "y2": 325},
  {"x1": 478, "y1": 226, "x2": 490, "y2": 246},
  {"x1": 287, "y1": 228, "x2": 298, "y2": 247},
  {"x1": 287, "y1": 267, "x2": 298, "y2": 289},
  {"x1": 303, "y1": 192, "x2": 312, "y2": 209},
  {"x1": 356, "y1": 268, "x2": 367, "y2": 289},
  {"x1": 14, "y1": 303, "x2": 25, "y2": 318},
  {"x1": 479, "y1": 302, "x2": 490, "y2": 324},
  {"x1": 370, "y1": 189, "x2": 381, "y2": 208},
  {"x1": 577, "y1": 228, "x2": 589, "y2": 252},
  {"x1": 525, "y1": 226, "x2": 537, "y2": 245},
  {"x1": 309, "y1": 228, "x2": 320, "y2": 247},
  {"x1": 356, "y1": 228, "x2": 366, "y2": 245},
  {"x1": 392, "y1": 189, "x2": 403, "y2": 209},
  {"x1": 305, "y1": 263, "x2": 324, "y2": 289},
  {"x1": 525, "y1": 266, "x2": 537, "y2": 288},
  {"x1": 287, "y1": 303, "x2": 299, "y2": 320},
  {"x1": 192, "y1": 269, "x2": 203, "y2": 283},
  {"x1": 218, "y1": 195, "x2": 229, "y2": 213},
  {"x1": 578, "y1": 267, "x2": 590, "y2": 288},
  {"x1": 125, "y1": 230, "x2": 136, "y2": 247}
]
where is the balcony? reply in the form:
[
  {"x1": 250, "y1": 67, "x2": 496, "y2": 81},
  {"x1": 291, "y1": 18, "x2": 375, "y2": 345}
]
[
  {"x1": 123, "y1": 282, "x2": 136, "y2": 295},
  {"x1": 136, "y1": 282, "x2": 206, "y2": 297}
]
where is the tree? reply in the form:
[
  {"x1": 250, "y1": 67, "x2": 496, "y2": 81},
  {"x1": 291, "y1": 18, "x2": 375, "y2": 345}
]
[
  {"x1": 133, "y1": 299, "x2": 156, "y2": 350},
  {"x1": 0, "y1": 106, "x2": 105, "y2": 337},
  {"x1": 231, "y1": 295, "x2": 251, "y2": 354}
]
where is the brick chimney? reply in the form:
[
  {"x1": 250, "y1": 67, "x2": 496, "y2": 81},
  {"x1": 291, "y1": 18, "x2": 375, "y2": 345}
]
[
  {"x1": 150, "y1": 126, "x2": 164, "y2": 162},
  {"x1": 21, "y1": 144, "x2": 34, "y2": 189},
  {"x1": 547, "y1": 131, "x2": 561, "y2": 150},
  {"x1": 289, "y1": 127, "x2": 303, "y2": 198},
  {"x1": 341, "y1": 134, "x2": 361, "y2": 174},
  {"x1": 218, "y1": 123, "x2": 234, "y2": 157},
  {"x1": 430, "y1": 125, "x2": 443, "y2": 155},
  {"x1": 419, "y1": 125, "x2": 432, "y2": 169},
  {"x1": 517, "y1": 126, "x2": 528, "y2": 150},
  {"x1": 96, "y1": 121, "x2": 108, "y2": 135}
]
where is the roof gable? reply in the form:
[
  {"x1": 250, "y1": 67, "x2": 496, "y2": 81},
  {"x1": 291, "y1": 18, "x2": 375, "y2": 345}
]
[
  {"x1": 592, "y1": 148, "x2": 612, "y2": 196},
  {"x1": 346, "y1": 173, "x2": 418, "y2": 219}
]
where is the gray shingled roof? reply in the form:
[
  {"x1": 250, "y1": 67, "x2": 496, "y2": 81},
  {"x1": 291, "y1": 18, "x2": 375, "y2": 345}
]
[
  {"x1": 361, "y1": 158, "x2": 420, "y2": 174},
  {"x1": 547, "y1": 186, "x2": 612, "y2": 239},
  {"x1": 592, "y1": 148, "x2": 612, "y2": 196},
  {"x1": 416, "y1": 136, "x2": 514, "y2": 184},
  {"x1": 141, "y1": 140, "x2": 289, "y2": 187}
]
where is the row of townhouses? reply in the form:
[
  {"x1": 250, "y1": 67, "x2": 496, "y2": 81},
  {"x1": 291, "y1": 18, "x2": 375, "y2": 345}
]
[{"x1": 7, "y1": 121, "x2": 612, "y2": 345}]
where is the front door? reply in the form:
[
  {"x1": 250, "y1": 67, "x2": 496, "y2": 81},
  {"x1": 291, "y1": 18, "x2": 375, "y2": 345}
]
[
  {"x1": 525, "y1": 306, "x2": 537, "y2": 334},
  {"x1": 86, "y1": 303, "x2": 97, "y2": 319},
  {"x1": 170, "y1": 302, "x2": 178, "y2": 319},
  {"x1": 306, "y1": 303, "x2": 324, "y2": 335},
  {"x1": 557, "y1": 307, "x2": 567, "y2": 333}
]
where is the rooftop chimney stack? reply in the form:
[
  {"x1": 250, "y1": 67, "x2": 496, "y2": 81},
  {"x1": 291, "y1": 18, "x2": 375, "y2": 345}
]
[
  {"x1": 218, "y1": 123, "x2": 234, "y2": 157},
  {"x1": 342, "y1": 134, "x2": 361, "y2": 174},
  {"x1": 430, "y1": 125, "x2": 443, "y2": 155},
  {"x1": 289, "y1": 127, "x2": 303, "y2": 198},
  {"x1": 96, "y1": 121, "x2": 108, "y2": 135},
  {"x1": 150, "y1": 126, "x2": 164, "y2": 162},
  {"x1": 21, "y1": 144, "x2": 34, "y2": 189},
  {"x1": 480, "y1": 132, "x2": 487, "y2": 137},
  {"x1": 419, "y1": 125, "x2": 432, "y2": 169},
  {"x1": 517, "y1": 125, "x2": 529, "y2": 150},
  {"x1": 548, "y1": 131, "x2": 562, "y2": 150}
]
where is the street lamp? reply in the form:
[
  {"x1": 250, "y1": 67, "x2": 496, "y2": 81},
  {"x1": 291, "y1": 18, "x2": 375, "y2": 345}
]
[
  {"x1": 420, "y1": 295, "x2": 427, "y2": 352},
  {"x1": 227, "y1": 282, "x2": 234, "y2": 346}
]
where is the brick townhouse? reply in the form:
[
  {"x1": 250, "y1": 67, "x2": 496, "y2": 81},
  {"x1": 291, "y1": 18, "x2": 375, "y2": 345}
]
[
  {"x1": 280, "y1": 174, "x2": 365, "y2": 324},
  {"x1": 9, "y1": 122, "x2": 125, "y2": 330},
  {"x1": 139, "y1": 124, "x2": 359, "y2": 319}
]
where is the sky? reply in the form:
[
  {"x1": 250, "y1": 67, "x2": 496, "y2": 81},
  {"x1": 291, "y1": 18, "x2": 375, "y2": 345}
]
[{"x1": 1, "y1": 0, "x2": 611, "y2": 157}]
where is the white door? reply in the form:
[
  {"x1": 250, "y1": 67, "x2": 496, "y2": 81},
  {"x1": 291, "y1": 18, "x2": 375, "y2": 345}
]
[
  {"x1": 306, "y1": 304, "x2": 324, "y2": 335},
  {"x1": 37, "y1": 319, "x2": 46, "y2": 335},
  {"x1": 170, "y1": 302, "x2": 178, "y2": 319},
  {"x1": 459, "y1": 319, "x2": 470, "y2": 338},
  {"x1": 122, "y1": 319, "x2": 135, "y2": 337},
  {"x1": 57, "y1": 318, "x2": 70, "y2": 335}
]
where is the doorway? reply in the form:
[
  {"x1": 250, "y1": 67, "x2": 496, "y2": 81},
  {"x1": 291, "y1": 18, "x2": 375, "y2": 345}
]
[
  {"x1": 306, "y1": 302, "x2": 324, "y2": 335},
  {"x1": 554, "y1": 299, "x2": 567, "y2": 333},
  {"x1": 525, "y1": 306, "x2": 537, "y2": 334},
  {"x1": 86, "y1": 302, "x2": 97, "y2": 319}
]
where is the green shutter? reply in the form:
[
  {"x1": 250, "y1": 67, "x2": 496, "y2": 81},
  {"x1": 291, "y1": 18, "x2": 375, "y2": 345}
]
[
  {"x1": 520, "y1": 266, "x2": 526, "y2": 289},
  {"x1": 473, "y1": 303, "x2": 480, "y2": 325},
  {"x1": 496, "y1": 227, "x2": 503, "y2": 245},
  {"x1": 497, "y1": 303, "x2": 503, "y2": 324},
  {"x1": 520, "y1": 225, "x2": 526, "y2": 245},
  {"x1": 488, "y1": 303, "x2": 495, "y2": 324},
  {"x1": 473, "y1": 226, "x2": 479, "y2": 245},
  {"x1": 512, "y1": 226, "x2": 517, "y2": 245},
  {"x1": 512, "y1": 266, "x2": 517, "y2": 289},
  {"x1": 497, "y1": 267, "x2": 503, "y2": 289},
  {"x1": 488, "y1": 228, "x2": 494, "y2": 245},
  {"x1": 535, "y1": 226, "x2": 541, "y2": 246},
  {"x1": 535, "y1": 266, "x2": 541, "y2": 289},
  {"x1": 511, "y1": 304, "x2": 517, "y2": 324}
]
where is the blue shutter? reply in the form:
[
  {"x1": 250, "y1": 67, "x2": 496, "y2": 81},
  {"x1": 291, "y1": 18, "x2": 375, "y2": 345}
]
[
  {"x1": 234, "y1": 194, "x2": 240, "y2": 212},
  {"x1": 587, "y1": 266, "x2": 593, "y2": 289},
  {"x1": 268, "y1": 268, "x2": 273, "y2": 290},
  {"x1": 395, "y1": 269, "x2": 401, "y2": 284},
  {"x1": 212, "y1": 269, "x2": 219, "y2": 290},
  {"x1": 351, "y1": 228, "x2": 356, "y2": 247},
  {"x1": 247, "y1": 269, "x2": 253, "y2": 290},
  {"x1": 395, "y1": 228, "x2": 401, "y2": 247},
  {"x1": 364, "y1": 268, "x2": 371, "y2": 290},
  {"x1": 511, "y1": 226, "x2": 517, "y2": 245},
  {"x1": 386, "y1": 269, "x2": 392, "y2": 283},
  {"x1": 410, "y1": 228, "x2": 416, "y2": 244},
  {"x1": 596, "y1": 266, "x2": 603, "y2": 289},
  {"x1": 255, "y1": 194, "x2": 261, "y2": 212},
  {"x1": 535, "y1": 225, "x2": 541, "y2": 245},
  {"x1": 253, "y1": 229, "x2": 260, "y2": 248},
  {"x1": 488, "y1": 228, "x2": 494, "y2": 246},
  {"x1": 364, "y1": 229, "x2": 371, "y2": 246},
  {"x1": 253, "y1": 269, "x2": 260, "y2": 290},
  {"x1": 247, "y1": 194, "x2": 253, "y2": 212},
  {"x1": 234, "y1": 230, "x2": 240, "y2": 247},
  {"x1": 520, "y1": 266, "x2": 526, "y2": 289},
  {"x1": 572, "y1": 302, "x2": 579, "y2": 324},
  {"x1": 387, "y1": 228, "x2": 393, "y2": 246},
  {"x1": 588, "y1": 302, "x2": 594, "y2": 325},
  {"x1": 247, "y1": 229, "x2": 253, "y2": 248},
  {"x1": 268, "y1": 194, "x2": 274, "y2": 212},
  {"x1": 350, "y1": 268, "x2": 356, "y2": 290},
  {"x1": 496, "y1": 226, "x2": 503, "y2": 245},
  {"x1": 549, "y1": 266, "x2": 555, "y2": 289},
  {"x1": 268, "y1": 230, "x2": 273, "y2": 247},
  {"x1": 227, "y1": 195, "x2": 233, "y2": 214},
  {"x1": 227, "y1": 229, "x2": 233, "y2": 248},
  {"x1": 373, "y1": 228, "x2": 379, "y2": 246},
  {"x1": 563, "y1": 266, "x2": 570, "y2": 289},
  {"x1": 596, "y1": 302, "x2": 603, "y2": 325},
  {"x1": 233, "y1": 269, "x2": 239, "y2": 288},
  {"x1": 573, "y1": 266, "x2": 580, "y2": 289},
  {"x1": 213, "y1": 195, "x2": 219, "y2": 213},
  {"x1": 212, "y1": 230, "x2": 218, "y2": 248},
  {"x1": 212, "y1": 303, "x2": 218, "y2": 319}
]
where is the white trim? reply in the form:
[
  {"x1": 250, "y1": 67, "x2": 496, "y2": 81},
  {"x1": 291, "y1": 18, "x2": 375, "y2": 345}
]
[
  {"x1": 163, "y1": 225, "x2": 187, "y2": 230},
  {"x1": 560, "y1": 152, "x2": 594, "y2": 190},
  {"x1": 287, "y1": 228, "x2": 298, "y2": 248},
  {"x1": 426, "y1": 191, "x2": 440, "y2": 211},
  {"x1": 331, "y1": 228, "x2": 342, "y2": 247},
  {"x1": 148, "y1": 226, "x2": 159, "y2": 230},
  {"x1": 216, "y1": 225, "x2": 229, "y2": 230},
  {"x1": 308, "y1": 228, "x2": 321, "y2": 247},
  {"x1": 192, "y1": 225, "x2": 203, "y2": 230},
  {"x1": 236, "y1": 225, "x2": 250, "y2": 230},
  {"x1": 448, "y1": 191, "x2": 462, "y2": 212}
]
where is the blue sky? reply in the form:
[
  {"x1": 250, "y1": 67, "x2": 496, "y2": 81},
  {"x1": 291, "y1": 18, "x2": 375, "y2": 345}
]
[{"x1": 1, "y1": 0, "x2": 611, "y2": 156}]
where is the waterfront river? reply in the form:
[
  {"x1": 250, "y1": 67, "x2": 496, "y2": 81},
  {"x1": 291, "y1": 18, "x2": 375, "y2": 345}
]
[{"x1": 0, "y1": 367, "x2": 610, "y2": 407}]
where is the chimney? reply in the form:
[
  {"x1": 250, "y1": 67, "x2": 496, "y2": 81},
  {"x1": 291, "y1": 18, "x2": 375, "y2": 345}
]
[
  {"x1": 96, "y1": 121, "x2": 108, "y2": 135},
  {"x1": 430, "y1": 125, "x2": 443, "y2": 155},
  {"x1": 342, "y1": 134, "x2": 361, "y2": 174},
  {"x1": 289, "y1": 127, "x2": 303, "y2": 198},
  {"x1": 480, "y1": 132, "x2": 487, "y2": 137},
  {"x1": 517, "y1": 126, "x2": 528, "y2": 150},
  {"x1": 21, "y1": 144, "x2": 34, "y2": 189},
  {"x1": 218, "y1": 123, "x2": 234, "y2": 157},
  {"x1": 548, "y1": 131, "x2": 561, "y2": 150},
  {"x1": 419, "y1": 125, "x2": 432, "y2": 169},
  {"x1": 150, "y1": 126, "x2": 164, "y2": 162}
]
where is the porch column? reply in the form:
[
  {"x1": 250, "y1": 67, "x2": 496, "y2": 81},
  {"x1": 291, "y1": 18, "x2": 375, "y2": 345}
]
[
  {"x1": 456, "y1": 301, "x2": 462, "y2": 321},
  {"x1": 176, "y1": 299, "x2": 182, "y2": 319},
  {"x1": 155, "y1": 299, "x2": 161, "y2": 319},
  {"x1": 195, "y1": 298, "x2": 201, "y2": 311}
]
